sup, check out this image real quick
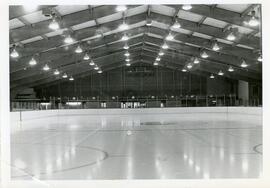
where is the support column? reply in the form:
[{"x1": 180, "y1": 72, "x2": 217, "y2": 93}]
[{"x1": 238, "y1": 80, "x2": 249, "y2": 106}]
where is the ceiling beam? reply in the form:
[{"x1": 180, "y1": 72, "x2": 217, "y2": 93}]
[
  {"x1": 167, "y1": 4, "x2": 260, "y2": 32},
  {"x1": 10, "y1": 20, "x2": 260, "y2": 75},
  {"x1": 10, "y1": 5, "x2": 142, "y2": 42},
  {"x1": 9, "y1": 5, "x2": 57, "y2": 19},
  {"x1": 149, "y1": 12, "x2": 260, "y2": 49},
  {"x1": 11, "y1": 45, "x2": 143, "y2": 84}
]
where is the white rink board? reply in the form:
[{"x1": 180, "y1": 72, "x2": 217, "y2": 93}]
[{"x1": 10, "y1": 107, "x2": 262, "y2": 124}]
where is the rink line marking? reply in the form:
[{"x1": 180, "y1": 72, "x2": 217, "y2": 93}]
[
  {"x1": 11, "y1": 144, "x2": 109, "y2": 179},
  {"x1": 74, "y1": 128, "x2": 101, "y2": 146},
  {"x1": 33, "y1": 132, "x2": 63, "y2": 144}
]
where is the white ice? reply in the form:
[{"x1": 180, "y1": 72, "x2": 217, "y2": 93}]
[{"x1": 9, "y1": 108, "x2": 262, "y2": 180}]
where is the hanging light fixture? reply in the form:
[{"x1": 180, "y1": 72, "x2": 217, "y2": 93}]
[
  {"x1": 116, "y1": 5, "x2": 127, "y2": 12},
  {"x1": 187, "y1": 63, "x2": 193, "y2": 69},
  {"x1": 94, "y1": 66, "x2": 99, "y2": 70},
  {"x1": 54, "y1": 69, "x2": 60, "y2": 75},
  {"x1": 83, "y1": 53, "x2": 90, "y2": 60},
  {"x1": 240, "y1": 60, "x2": 248, "y2": 68},
  {"x1": 248, "y1": 10, "x2": 259, "y2": 27},
  {"x1": 228, "y1": 66, "x2": 234, "y2": 72},
  {"x1": 10, "y1": 48, "x2": 19, "y2": 58},
  {"x1": 158, "y1": 51, "x2": 164, "y2": 56},
  {"x1": 89, "y1": 60, "x2": 95, "y2": 66},
  {"x1": 43, "y1": 64, "x2": 50, "y2": 71},
  {"x1": 210, "y1": 74, "x2": 215, "y2": 79},
  {"x1": 123, "y1": 43, "x2": 129, "y2": 50},
  {"x1": 153, "y1": 62, "x2": 159, "y2": 66},
  {"x1": 64, "y1": 35, "x2": 74, "y2": 44},
  {"x1": 182, "y1": 4, "x2": 192, "y2": 10},
  {"x1": 49, "y1": 19, "x2": 59, "y2": 30},
  {"x1": 182, "y1": 68, "x2": 187, "y2": 72},
  {"x1": 125, "y1": 58, "x2": 130, "y2": 62},
  {"x1": 62, "y1": 73, "x2": 68, "y2": 78},
  {"x1": 218, "y1": 70, "x2": 224, "y2": 76},
  {"x1": 201, "y1": 51, "x2": 209, "y2": 58},
  {"x1": 119, "y1": 21, "x2": 129, "y2": 31},
  {"x1": 156, "y1": 57, "x2": 161, "y2": 61},
  {"x1": 162, "y1": 43, "x2": 169, "y2": 49},
  {"x1": 146, "y1": 19, "x2": 152, "y2": 26},
  {"x1": 171, "y1": 20, "x2": 181, "y2": 29},
  {"x1": 212, "y1": 41, "x2": 220, "y2": 51},
  {"x1": 166, "y1": 33, "x2": 174, "y2": 41},
  {"x1": 69, "y1": 76, "x2": 74, "y2": 81},
  {"x1": 98, "y1": 70, "x2": 103, "y2": 74},
  {"x1": 227, "y1": 32, "x2": 236, "y2": 41},
  {"x1": 124, "y1": 51, "x2": 130, "y2": 57},
  {"x1": 121, "y1": 34, "x2": 129, "y2": 41},
  {"x1": 126, "y1": 63, "x2": 131, "y2": 66},
  {"x1": 193, "y1": 58, "x2": 200, "y2": 64},
  {"x1": 75, "y1": 45, "x2": 83, "y2": 53},
  {"x1": 257, "y1": 54, "x2": 262, "y2": 62},
  {"x1": 29, "y1": 57, "x2": 37, "y2": 66}
]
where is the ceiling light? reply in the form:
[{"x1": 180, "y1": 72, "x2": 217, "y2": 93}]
[
  {"x1": 193, "y1": 58, "x2": 200, "y2": 64},
  {"x1": 69, "y1": 76, "x2": 74, "y2": 81},
  {"x1": 240, "y1": 60, "x2": 248, "y2": 68},
  {"x1": 125, "y1": 58, "x2": 130, "y2": 62},
  {"x1": 124, "y1": 51, "x2": 130, "y2": 57},
  {"x1": 249, "y1": 11, "x2": 259, "y2": 27},
  {"x1": 146, "y1": 19, "x2": 152, "y2": 26},
  {"x1": 43, "y1": 64, "x2": 50, "y2": 71},
  {"x1": 94, "y1": 66, "x2": 99, "y2": 70},
  {"x1": 98, "y1": 70, "x2": 103, "y2": 74},
  {"x1": 54, "y1": 69, "x2": 60, "y2": 75},
  {"x1": 83, "y1": 53, "x2": 90, "y2": 60},
  {"x1": 126, "y1": 63, "x2": 131, "y2": 66},
  {"x1": 210, "y1": 74, "x2": 215, "y2": 79},
  {"x1": 172, "y1": 20, "x2": 181, "y2": 29},
  {"x1": 116, "y1": 5, "x2": 127, "y2": 12},
  {"x1": 75, "y1": 45, "x2": 83, "y2": 53},
  {"x1": 153, "y1": 62, "x2": 159, "y2": 66},
  {"x1": 162, "y1": 43, "x2": 169, "y2": 49},
  {"x1": 89, "y1": 60, "x2": 95, "y2": 66},
  {"x1": 158, "y1": 51, "x2": 164, "y2": 56},
  {"x1": 156, "y1": 57, "x2": 161, "y2": 61},
  {"x1": 257, "y1": 54, "x2": 262, "y2": 62},
  {"x1": 227, "y1": 32, "x2": 236, "y2": 41},
  {"x1": 123, "y1": 44, "x2": 129, "y2": 49},
  {"x1": 166, "y1": 33, "x2": 174, "y2": 41},
  {"x1": 201, "y1": 51, "x2": 209, "y2": 58},
  {"x1": 212, "y1": 42, "x2": 220, "y2": 51},
  {"x1": 218, "y1": 70, "x2": 224, "y2": 76},
  {"x1": 119, "y1": 22, "x2": 129, "y2": 31},
  {"x1": 182, "y1": 68, "x2": 187, "y2": 72},
  {"x1": 49, "y1": 19, "x2": 59, "y2": 30},
  {"x1": 182, "y1": 4, "x2": 192, "y2": 10},
  {"x1": 10, "y1": 48, "x2": 19, "y2": 58},
  {"x1": 187, "y1": 63, "x2": 193, "y2": 69},
  {"x1": 62, "y1": 73, "x2": 68, "y2": 78},
  {"x1": 121, "y1": 34, "x2": 129, "y2": 41},
  {"x1": 29, "y1": 57, "x2": 37, "y2": 66},
  {"x1": 228, "y1": 66, "x2": 234, "y2": 72},
  {"x1": 64, "y1": 35, "x2": 74, "y2": 44},
  {"x1": 249, "y1": 17, "x2": 259, "y2": 27}
]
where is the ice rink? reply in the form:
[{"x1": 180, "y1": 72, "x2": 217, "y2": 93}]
[{"x1": 9, "y1": 107, "x2": 262, "y2": 180}]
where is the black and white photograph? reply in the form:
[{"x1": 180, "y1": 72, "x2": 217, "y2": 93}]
[{"x1": 1, "y1": 1, "x2": 270, "y2": 188}]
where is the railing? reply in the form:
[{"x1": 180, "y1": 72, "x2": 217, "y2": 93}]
[{"x1": 10, "y1": 94, "x2": 262, "y2": 111}]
